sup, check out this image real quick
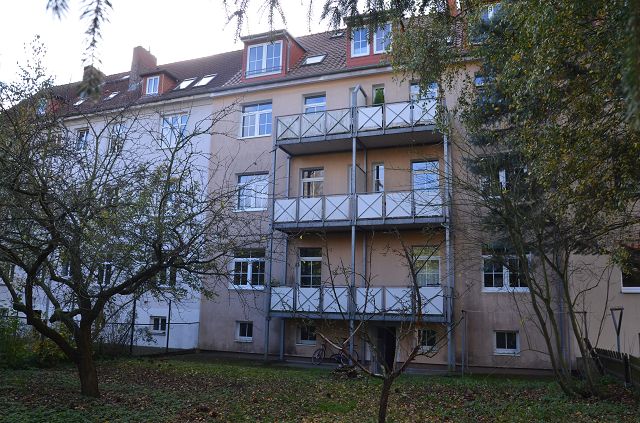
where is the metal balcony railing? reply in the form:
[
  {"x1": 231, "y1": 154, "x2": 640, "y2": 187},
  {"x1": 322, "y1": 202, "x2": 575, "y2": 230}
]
[
  {"x1": 270, "y1": 285, "x2": 445, "y2": 316},
  {"x1": 273, "y1": 189, "x2": 443, "y2": 225},
  {"x1": 275, "y1": 99, "x2": 437, "y2": 142}
]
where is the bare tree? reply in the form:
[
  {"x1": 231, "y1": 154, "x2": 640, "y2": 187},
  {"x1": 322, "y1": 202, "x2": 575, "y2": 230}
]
[{"x1": 0, "y1": 53, "x2": 251, "y2": 397}]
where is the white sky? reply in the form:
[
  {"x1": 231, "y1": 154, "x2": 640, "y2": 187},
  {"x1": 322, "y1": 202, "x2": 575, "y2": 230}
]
[{"x1": 0, "y1": 0, "x2": 330, "y2": 84}]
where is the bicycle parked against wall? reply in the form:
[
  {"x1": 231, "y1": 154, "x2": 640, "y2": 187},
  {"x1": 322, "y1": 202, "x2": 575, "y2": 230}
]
[{"x1": 311, "y1": 340, "x2": 359, "y2": 366}]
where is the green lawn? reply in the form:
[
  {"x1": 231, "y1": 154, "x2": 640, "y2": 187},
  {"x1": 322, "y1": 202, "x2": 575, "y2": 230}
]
[{"x1": 0, "y1": 357, "x2": 637, "y2": 422}]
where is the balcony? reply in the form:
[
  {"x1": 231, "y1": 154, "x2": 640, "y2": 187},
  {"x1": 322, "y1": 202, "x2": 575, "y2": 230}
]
[
  {"x1": 269, "y1": 285, "x2": 445, "y2": 321},
  {"x1": 272, "y1": 189, "x2": 445, "y2": 232},
  {"x1": 275, "y1": 100, "x2": 442, "y2": 155}
]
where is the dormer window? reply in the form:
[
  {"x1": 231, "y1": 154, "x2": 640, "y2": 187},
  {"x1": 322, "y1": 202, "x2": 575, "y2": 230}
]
[
  {"x1": 105, "y1": 91, "x2": 119, "y2": 101},
  {"x1": 146, "y1": 75, "x2": 160, "y2": 95},
  {"x1": 304, "y1": 55, "x2": 326, "y2": 65},
  {"x1": 351, "y1": 27, "x2": 369, "y2": 57},
  {"x1": 246, "y1": 41, "x2": 282, "y2": 78},
  {"x1": 195, "y1": 74, "x2": 217, "y2": 87},
  {"x1": 374, "y1": 23, "x2": 392, "y2": 54}
]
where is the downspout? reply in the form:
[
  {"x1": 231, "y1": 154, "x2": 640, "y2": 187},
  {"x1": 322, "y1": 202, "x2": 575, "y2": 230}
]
[
  {"x1": 443, "y1": 115, "x2": 456, "y2": 372},
  {"x1": 348, "y1": 87, "x2": 360, "y2": 358}
]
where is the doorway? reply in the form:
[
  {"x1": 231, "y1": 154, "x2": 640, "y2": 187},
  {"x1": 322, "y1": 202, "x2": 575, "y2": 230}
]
[{"x1": 377, "y1": 326, "x2": 397, "y2": 371}]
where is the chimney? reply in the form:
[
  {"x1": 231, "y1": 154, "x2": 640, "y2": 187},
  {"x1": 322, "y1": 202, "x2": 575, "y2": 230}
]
[{"x1": 129, "y1": 46, "x2": 157, "y2": 91}]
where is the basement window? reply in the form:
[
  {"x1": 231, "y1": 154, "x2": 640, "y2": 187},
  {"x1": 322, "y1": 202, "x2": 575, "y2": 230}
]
[
  {"x1": 175, "y1": 78, "x2": 196, "y2": 90},
  {"x1": 195, "y1": 74, "x2": 217, "y2": 87},
  {"x1": 494, "y1": 330, "x2": 519, "y2": 355},
  {"x1": 304, "y1": 55, "x2": 326, "y2": 65}
]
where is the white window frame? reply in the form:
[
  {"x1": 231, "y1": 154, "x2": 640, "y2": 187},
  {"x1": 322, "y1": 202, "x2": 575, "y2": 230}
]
[
  {"x1": 372, "y1": 163, "x2": 384, "y2": 192},
  {"x1": 237, "y1": 173, "x2": 268, "y2": 211},
  {"x1": 231, "y1": 250, "x2": 266, "y2": 290},
  {"x1": 296, "y1": 325, "x2": 317, "y2": 345},
  {"x1": 236, "y1": 321, "x2": 253, "y2": 342},
  {"x1": 373, "y1": 23, "x2": 392, "y2": 54},
  {"x1": 194, "y1": 74, "x2": 217, "y2": 87},
  {"x1": 241, "y1": 102, "x2": 272, "y2": 138},
  {"x1": 151, "y1": 316, "x2": 167, "y2": 334},
  {"x1": 108, "y1": 122, "x2": 125, "y2": 153},
  {"x1": 418, "y1": 328, "x2": 437, "y2": 352},
  {"x1": 246, "y1": 41, "x2": 283, "y2": 78},
  {"x1": 621, "y1": 252, "x2": 640, "y2": 293},
  {"x1": 416, "y1": 256, "x2": 441, "y2": 287},
  {"x1": 299, "y1": 248, "x2": 322, "y2": 288},
  {"x1": 75, "y1": 128, "x2": 90, "y2": 151},
  {"x1": 412, "y1": 160, "x2": 440, "y2": 191},
  {"x1": 301, "y1": 168, "x2": 324, "y2": 198},
  {"x1": 494, "y1": 330, "x2": 519, "y2": 355},
  {"x1": 351, "y1": 27, "x2": 370, "y2": 57},
  {"x1": 482, "y1": 255, "x2": 529, "y2": 293},
  {"x1": 97, "y1": 262, "x2": 113, "y2": 286},
  {"x1": 146, "y1": 75, "x2": 160, "y2": 95},
  {"x1": 161, "y1": 114, "x2": 189, "y2": 148},
  {"x1": 303, "y1": 94, "x2": 326, "y2": 113}
]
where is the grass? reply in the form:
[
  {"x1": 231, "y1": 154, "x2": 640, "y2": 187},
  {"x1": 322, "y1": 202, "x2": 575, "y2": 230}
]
[{"x1": 0, "y1": 356, "x2": 638, "y2": 422}]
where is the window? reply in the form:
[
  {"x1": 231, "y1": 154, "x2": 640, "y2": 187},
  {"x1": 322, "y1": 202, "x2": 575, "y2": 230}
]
[
  {"x1": 304, "y1": 95, "x2": 326, "y2": 113},
  {"x1": 372, "y1": 85, "x2": 385, "y2": 105},
  {"x1": 157, "y1": 267, "x2": 178, "y2": 287},
  {"x1": 73, "y1": 98, "x2": 86, "y2": 106},
  {"x1": 0, "y1": 263, "x2": 15, "y2": 283},
  {"x1": 374, "y1": 23, "x2": 392, "y2": 54},
  {"x1": 304, "y1": 55, "x2": 326, "y2": 65},
  {"x1": 76, "y1": 128, "x2": 89, "y2": 151},
  {"x1": 301, "y1": 169, "x2": 324, "y2": 197},
  {"x1": 373, "y1": 163, "x2": 384, "y2": 192},
  {"x1": 241, "y1": 102, "x2": 272, "y2": 137},
  {"x1": 175, "y1": 78, "x2": 196, "y2": 90},
  {"x1": 195, "y1": 74, "x2": 217, "y2": 87},
  {"x1": 232, "y1": 249, "x2": 266, "y2": 288},
  {"x1": 0, "y1": 308, "x2": 8, "y2": 317},
  {"x1": 152, "y1": 316, "x2": 167, "y2": 333},
  {"x1": 236, "y1": 321, "x2": 253, "y2": 342},
  {"x1": 246, "y1": 41, "x2": 282, "y2": 77},
  {"x1": 97, "y1": 262, "x2": 113, "y2": 286},
  {"x1": 299, "y1": 248, "x2": 322, "y2": 287},
  {"x1": 36, "y1": 99, "x2": 47, "y2": 115},
  {"x1": 146, "y1": 76, "x2": 160, "y2": 95},
  {"x1": 410, "y1": 82, "x2": 438, "y2": 102},
  {"x1": 483, "y1": 255, "x2": 528, "y2": 291},
  {"x1": 351, "y1": 27, "x2": 370, "y2": 57},
  {"x1": 418, "y1": 329, "x2": 437, "y2": 350},
  {"x1": 470, "y1": 2, "x2": 502, "y2": 44},
  {"x1": 297, "y1": 325, "x2": 317, "y2": 345},
  {"x1": 104, "y1": 91, "x2": 119, "y2": 101},
  {"x1": 412, "y1": 161, "x2": 439, "y2": 191},
  {"x1": 237, "y1": 174, "x2": 268, "y2": 211},
  {"x1": 161, "y1": 114, "x2": 188, "y2": 147},
  {"x1": 621, "y1": 248, "x2": 640, "y2": 293},
  {"x1": 495, "y1": 330, "x2": 519, "y2": 355},
  {"x1": 413, "y1": 247, "x2": 440, "y2": 287},
  {"x1": 108, "y1": 123, "x2": 124, "y2": 153}
]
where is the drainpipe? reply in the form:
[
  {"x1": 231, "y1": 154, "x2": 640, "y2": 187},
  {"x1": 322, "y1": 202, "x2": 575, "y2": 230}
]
[
  {"x1": 348, "y1": 87, "x2": 360, "y2": 358},
  {"x1": 443, "y1": 127, "x2": 456, "y2": 372}
]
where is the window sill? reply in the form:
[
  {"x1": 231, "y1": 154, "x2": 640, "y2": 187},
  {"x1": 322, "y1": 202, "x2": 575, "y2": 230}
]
[
  {"x1": 151, "y1": 331, "x2": 166, "y2": 336},
  {"x1": 482, "y1": 287, "x2": 529, "y2": 293},
  {"x1": 373, "y1": 49, "x2": 389, "y2": 55},
  {"x1": 419, "y1": 346, "x2": 436, "y2": 354},
  {"x1": 236, "y1": 338, "x2": 253, "y2": 343},
  {"x1": 234, "y1": 208, "x2": 267, "y2": 213},
  {"x1": 229, "y1": 284, "x2": 265, "y2": 291},
  {"x1": 245, "y1": 70, "x2": 281, "y2": 79},
  {"x1": 351, "y1": 51, "x2": 369, "y2": 58},
  {"x1": 239, "y1": 134, "x2": 272, "y2": 140},
  {"x1": 494, "y1": 351, "x2": 520, "y2": 356},
  {"x1": 296, "y1": 341, "x2": 317, "y2": 346},
  {"x1": 621, "y1": 287, "x2": 640, "y2": 294}
]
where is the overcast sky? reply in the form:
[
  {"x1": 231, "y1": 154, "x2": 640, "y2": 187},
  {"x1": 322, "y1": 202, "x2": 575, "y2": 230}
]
[{"x1": 0, "y1": 0, "x2": 330, "y2": 84}]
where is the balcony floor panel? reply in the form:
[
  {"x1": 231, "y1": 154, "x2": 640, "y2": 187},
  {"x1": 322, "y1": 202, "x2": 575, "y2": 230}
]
[
  {"x1": 277, "y1": 125, "x2": 442, "y2": 156},
  {"x1": 273, "y1": 216, "x2": 447, "y2": 233},
  {"x1": 269, "y1": 311, "x2": 448, "y2": 323}
]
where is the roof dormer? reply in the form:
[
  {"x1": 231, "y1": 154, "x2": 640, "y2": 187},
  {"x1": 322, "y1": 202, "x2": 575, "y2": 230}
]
[
  {"x1": 344, "y1": 17, "x2": 393, "y2": 68},
  {"x1": 140, "y1": 69, "x2": 178, "y2": 96},
  {"x1": 240, "y1": 30, "x2": 306, "y2": 82}
]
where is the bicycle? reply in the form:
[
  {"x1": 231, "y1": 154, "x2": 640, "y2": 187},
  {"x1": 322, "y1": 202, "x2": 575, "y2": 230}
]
[{"x1": 311, "y1": 340, "x2": 359, "y2": 366}]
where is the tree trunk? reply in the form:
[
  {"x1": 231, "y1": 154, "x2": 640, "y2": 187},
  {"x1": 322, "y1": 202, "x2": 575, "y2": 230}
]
[
  {"x1": 378, "y1": 377, "x2": 394, "y2": 423},
  {"x1": 76, "y1": 326, "x2": 100, "y2": 397},
  {"x1": 77, "y1": 352, "x2": 100, "y2": 397}
]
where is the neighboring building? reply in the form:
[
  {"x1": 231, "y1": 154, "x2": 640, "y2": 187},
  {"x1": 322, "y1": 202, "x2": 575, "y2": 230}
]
[{"x1": 2, "y1": 11, "x2": 638, "y2": 368}]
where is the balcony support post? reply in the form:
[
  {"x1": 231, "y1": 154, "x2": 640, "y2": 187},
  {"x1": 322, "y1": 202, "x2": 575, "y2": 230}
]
[
  {"x1": 264, "y1": 134, "x2": 279, "y2": 362},
  {"x1": 443, "y1": 129, "x2": 456, "y2": 372}
]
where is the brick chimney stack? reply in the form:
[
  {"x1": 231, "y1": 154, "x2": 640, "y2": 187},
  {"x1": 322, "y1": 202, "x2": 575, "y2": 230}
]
[{"x1": 129, "y1": 46, "x2": 157, "y2": 91}]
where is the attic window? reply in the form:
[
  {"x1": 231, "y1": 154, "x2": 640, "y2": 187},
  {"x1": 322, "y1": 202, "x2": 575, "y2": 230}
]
[
  {"x1": 73, "y1": 98, "x2": 86, "y2": 106},
  {"x1": 146, "y1": 75, "x2": 160, "y2": 95},
  {"x1": 195, "y1": 74, "x2": 217, "y2": 87},
  {"x1": 304, "y1": 55, "x2": 326, "y2": 65},
  {"x1": 175, "y1": 78, "x2": 196, "y2": 90},
  {"x1": 330, "y1": 31, "x2": 344, "y2": 38},
  {"x1": 105, "y1": 91, "x2": 119, "y2": 100}
]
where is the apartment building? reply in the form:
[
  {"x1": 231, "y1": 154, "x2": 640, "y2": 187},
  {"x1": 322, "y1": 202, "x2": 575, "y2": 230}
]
[{"x1": 3, "y1": 13, "x2": 638, "y2": 369}]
